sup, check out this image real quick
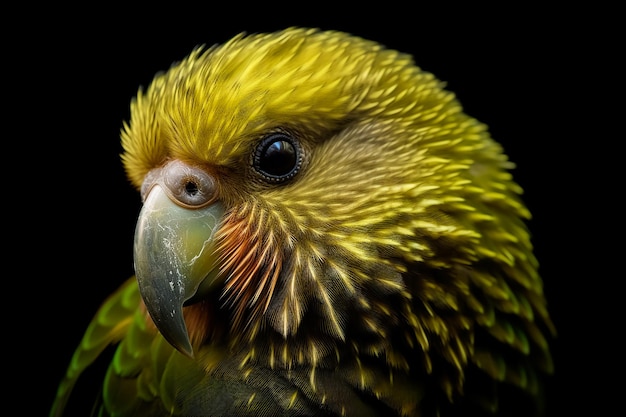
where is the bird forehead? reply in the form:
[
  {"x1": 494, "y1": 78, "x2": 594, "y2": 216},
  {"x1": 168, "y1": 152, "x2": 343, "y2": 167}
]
[
  {"x1": 121, "y1": 28, "x2": 423, "y2": 186},
  {"x1": 179, "y1": 28, "x2": 383, "y2": 100},
  {"x1": 155, "y1": 29, "x2": 405, "y2": 146}
]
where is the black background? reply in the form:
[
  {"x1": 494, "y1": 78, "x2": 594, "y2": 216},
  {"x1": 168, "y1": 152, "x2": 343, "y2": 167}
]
[{"x1": 15, "y1": 5, "x2": 613, "y2": 416}]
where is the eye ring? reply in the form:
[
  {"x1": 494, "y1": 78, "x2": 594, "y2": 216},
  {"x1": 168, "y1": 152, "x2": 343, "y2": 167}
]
[{"x1": 253, "y1": 133, "x2": 302, "y2": 182}]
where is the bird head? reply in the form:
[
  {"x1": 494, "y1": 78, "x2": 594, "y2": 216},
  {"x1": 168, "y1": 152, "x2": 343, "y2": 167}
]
[{"x1": 122, "y1": 28, "x2": 552, "y2": 395}]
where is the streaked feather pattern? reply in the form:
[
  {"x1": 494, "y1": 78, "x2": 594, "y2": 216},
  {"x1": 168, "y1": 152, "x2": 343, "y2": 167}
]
[{"x1": 51, "y1": 27, "x2": 554, "y2": 417}]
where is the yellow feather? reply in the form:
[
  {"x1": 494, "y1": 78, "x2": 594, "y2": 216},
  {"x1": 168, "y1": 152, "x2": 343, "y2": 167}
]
[{"x1": 53, "y1": 27, "x2": 555, "y2": 417}]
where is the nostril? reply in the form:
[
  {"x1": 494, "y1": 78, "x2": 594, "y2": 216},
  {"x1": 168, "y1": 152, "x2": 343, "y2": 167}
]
[
  {"x1": 185, "y1": 181, "x2": 200, "y2": 196},
  {"x1": 154, "y1": 160, "x2": 219, "y2": 208}
]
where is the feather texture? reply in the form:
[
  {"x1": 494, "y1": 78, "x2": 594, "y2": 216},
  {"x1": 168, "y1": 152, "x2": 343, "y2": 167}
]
[{"x1": 51, "y1": 27, "x2": 554, "y2": 417}]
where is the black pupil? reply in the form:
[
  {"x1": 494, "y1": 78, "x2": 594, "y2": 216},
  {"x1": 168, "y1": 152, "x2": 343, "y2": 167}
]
[{"x1": 260, "y1": 140, "x2": 296, "y2": 176}]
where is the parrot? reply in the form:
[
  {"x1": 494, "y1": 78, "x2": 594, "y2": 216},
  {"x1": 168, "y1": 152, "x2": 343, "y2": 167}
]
[{"x1": 50, "y1": 27, "x2": 555, "y2": 417}]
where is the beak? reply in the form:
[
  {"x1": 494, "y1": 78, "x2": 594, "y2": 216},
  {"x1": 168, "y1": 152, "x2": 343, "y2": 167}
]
[{"x1": 133, "y1": 183, "x2": 224, "y2": 357}]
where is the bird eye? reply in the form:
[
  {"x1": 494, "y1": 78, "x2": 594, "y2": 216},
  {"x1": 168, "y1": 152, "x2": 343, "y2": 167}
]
[{"x1": 253, "y1": 133, "x2": 302, "y2": 182}]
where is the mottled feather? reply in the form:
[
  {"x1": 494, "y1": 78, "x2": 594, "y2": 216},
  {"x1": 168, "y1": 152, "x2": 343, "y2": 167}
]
[{"x1": 51, "y1": 27, "x2": 554, "y2": 417}]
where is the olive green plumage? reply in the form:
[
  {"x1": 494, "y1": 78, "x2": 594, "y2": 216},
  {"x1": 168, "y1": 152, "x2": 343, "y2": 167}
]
[{"x1": 50, "y1": 27, "x2": 555, "y2": 416}]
